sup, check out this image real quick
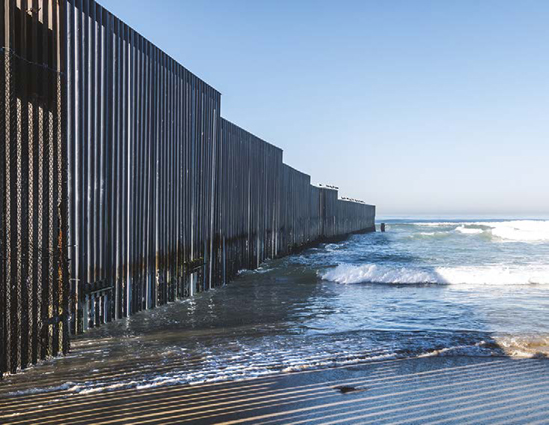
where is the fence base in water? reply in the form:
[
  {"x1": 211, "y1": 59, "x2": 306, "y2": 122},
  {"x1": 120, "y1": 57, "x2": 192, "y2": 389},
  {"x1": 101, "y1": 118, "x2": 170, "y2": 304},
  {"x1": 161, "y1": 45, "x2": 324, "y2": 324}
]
[{"x1": 1, "y1": 0, "x2": 376, "y2": 377}]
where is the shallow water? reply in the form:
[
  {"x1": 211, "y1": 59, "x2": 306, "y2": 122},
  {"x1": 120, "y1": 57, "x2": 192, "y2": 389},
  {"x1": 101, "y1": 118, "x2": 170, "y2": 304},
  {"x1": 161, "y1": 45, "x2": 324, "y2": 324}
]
[{"x1": 4, "y1": 218, "x2": 549, "y2": 395}]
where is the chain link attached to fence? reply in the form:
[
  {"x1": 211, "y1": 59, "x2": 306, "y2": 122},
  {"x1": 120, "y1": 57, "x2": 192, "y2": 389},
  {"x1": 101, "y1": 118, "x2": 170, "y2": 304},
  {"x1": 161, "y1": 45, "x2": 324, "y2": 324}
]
[{"x1": 0, "y1": 48, "x2": 69, "y2": 378}]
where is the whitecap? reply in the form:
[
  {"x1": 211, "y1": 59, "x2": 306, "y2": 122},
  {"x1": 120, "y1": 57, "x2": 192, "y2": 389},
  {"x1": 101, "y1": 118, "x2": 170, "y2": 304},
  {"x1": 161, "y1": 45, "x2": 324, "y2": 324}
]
[
  {"x1": 483, "y1": 220, "x2": 549, "y2": 243},
  {"x1": 412, "y1": 220, "x2": 549, "y2": 243},
  {"x1": 319, "y1": 263, "x2": 549, "y2": 285},
  {"x1": 455, "y1": 226, "x2": 483, "y2": 234}
]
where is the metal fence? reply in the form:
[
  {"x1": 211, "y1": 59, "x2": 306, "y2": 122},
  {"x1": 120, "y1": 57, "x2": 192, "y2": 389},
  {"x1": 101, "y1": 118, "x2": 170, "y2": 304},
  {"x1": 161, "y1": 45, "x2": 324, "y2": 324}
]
[
  {"x1": 218, "y1": 119, "x2": 376, "y2": 284},
  {"x1": 1, "y1": 0, "x2": 375, "y2": 376},
  {"x1": 65, "y1": 0, "x2": 222, "y2": 333},
  {"x1": 1, "y1": 0, "x2": 69, "y2": 376}
]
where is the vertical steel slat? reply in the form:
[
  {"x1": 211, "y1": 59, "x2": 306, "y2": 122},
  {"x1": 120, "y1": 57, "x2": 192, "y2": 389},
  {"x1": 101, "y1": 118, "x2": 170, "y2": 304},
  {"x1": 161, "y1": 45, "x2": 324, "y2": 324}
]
[
  {"x1": 134, "y1": 29, "x2": 140, "y2": 312},
  {"x1": 38, "y1": 0, "x2": 51, "y2": 359},
  {"x1": 143, "y1": 36, "x2": 151, "y2": 308},
  {"x1": 111, "y1": 13, "x2": 120, "y2": 320},
  {"x1": 51, "y1": 0, "x2": 61, "y2": 356},
  {"x1": 158, "y1": 50, "x2": 164, "y2": 304},
  {"x1": 135, "y1": 33, "x2": 142, "y2": 311},
  {"x1": 67, "y1": 0, "x2": 76, "y2": 335},
  {"x1": 0, "y1": 0, "x2": 6, "y2": 378},
  {"x1": 128, "y1": 27, "x2": 135, "y2": 315},
  {"x1": 94, "y1": 0, "x2": 102, "y2": 324},
  {"x1": 81, "y1": 0, "x2": 90, "y2": 330},
  {"x1": 75, "y1": 0, "x2": 83, "y2": 333},
  {"x1": 122, "y1": 22, "x2": 129, "y2": 317},
  {"x1": 118, "y1": 18, "x2": 126, "y2": 317},
  {"x1": 88, "y1": 0, "x2": 95, "y2": 327},
  {"x1": 6, "y1": 0, "x2": 17, "y2": 374},
  {"x1": 166, "y1": 53, "x2": 171, "y2": 300},
  {"x1": 18, "y1": 0, "x2": 30, "y2": 369},
  {"x1": 101, "y1": 6, "x2": 111, "y2": 323},
  {"x1": 58, "y1": 0, "x2": 70, "y2": 355},
  {"x1": 151, "y1": 43, "x2": 158, "y2": 307}
]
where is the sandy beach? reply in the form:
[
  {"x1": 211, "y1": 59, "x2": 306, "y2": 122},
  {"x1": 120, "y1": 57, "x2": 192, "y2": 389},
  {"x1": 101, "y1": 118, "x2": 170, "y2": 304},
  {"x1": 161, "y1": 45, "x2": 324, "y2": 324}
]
[{"x1": 2, "y1": 356, "x2": 549, "y2": 424}]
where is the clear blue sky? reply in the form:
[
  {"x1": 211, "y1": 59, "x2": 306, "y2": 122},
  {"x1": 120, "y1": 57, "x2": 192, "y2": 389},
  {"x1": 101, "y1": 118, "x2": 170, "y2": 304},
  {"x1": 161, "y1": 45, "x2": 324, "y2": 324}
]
[{"x1": 100, "y1": 0, "x2": 549, "y2": 216}]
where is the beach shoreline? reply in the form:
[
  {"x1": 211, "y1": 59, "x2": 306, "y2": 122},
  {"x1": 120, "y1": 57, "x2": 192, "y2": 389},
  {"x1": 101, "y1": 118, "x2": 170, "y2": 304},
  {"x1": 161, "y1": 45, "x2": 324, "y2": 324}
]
[{"x1": 2, "y1": 356, "x2": 549, "y2": 424}]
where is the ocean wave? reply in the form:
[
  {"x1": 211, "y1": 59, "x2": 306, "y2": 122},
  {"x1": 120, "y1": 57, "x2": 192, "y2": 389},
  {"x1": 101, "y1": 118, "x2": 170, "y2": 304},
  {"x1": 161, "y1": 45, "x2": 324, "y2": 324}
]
[
  {"x1": 413, "y1": 231, "x2": 448, "y2": 238},
  {"x1": 319, "y1": 263, "x2": 549, "y2": 285},
  {"x1": 412, "y1": 220, "x2": 549, "y2": 243},
  {"x1": 455, "y1": 226, "x2": 483, "y2": 234},
  {"x1": 486, "y1": 220, "x2": 549, "y2": 242}
]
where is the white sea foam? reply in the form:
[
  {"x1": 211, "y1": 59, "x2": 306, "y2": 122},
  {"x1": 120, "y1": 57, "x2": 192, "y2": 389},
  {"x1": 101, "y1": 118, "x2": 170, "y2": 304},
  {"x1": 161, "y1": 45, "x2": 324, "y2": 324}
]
[
  {"x1": 413, "y1": 220, "x2": 549, "y2": 243},
  {"x1": 319, "y1": 263, "x2": 549, "y2": 285},
  {"x1": 455, "y1": 226, "x2": 483, "y2": 234},
  {"x1": 7, "y1": 382, "x2": 76, "y2": 396},
  {"x1": 485, "y1": 220, "x2": 549, "y2": 242},
  {"x1": 414, "y1": 231, "x2": 447, "y2": 237}
]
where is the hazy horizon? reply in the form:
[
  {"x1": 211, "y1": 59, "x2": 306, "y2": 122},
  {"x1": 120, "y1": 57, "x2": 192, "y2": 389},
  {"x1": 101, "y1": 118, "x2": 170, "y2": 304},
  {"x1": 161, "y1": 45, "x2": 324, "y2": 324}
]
[{"x1": 99, "y1": 0, "x2": 549, "y2": 217}]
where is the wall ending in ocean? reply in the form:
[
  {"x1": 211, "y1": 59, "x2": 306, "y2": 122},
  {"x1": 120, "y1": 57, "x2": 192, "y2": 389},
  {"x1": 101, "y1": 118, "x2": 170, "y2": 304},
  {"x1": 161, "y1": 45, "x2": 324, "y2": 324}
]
[{"x1": 0, "y1": 0, "x2": 375, "y2": 376}]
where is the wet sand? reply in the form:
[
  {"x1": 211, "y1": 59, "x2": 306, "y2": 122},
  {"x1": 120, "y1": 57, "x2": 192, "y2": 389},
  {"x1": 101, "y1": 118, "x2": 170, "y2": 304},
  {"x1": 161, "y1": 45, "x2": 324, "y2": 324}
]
[{"x1": 2, "y1": 356, "x2": 549, "y2": 424}]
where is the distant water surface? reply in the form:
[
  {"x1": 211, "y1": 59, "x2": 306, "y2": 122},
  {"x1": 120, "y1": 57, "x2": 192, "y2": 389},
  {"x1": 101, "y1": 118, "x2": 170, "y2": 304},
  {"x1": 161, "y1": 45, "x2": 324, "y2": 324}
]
[{"x1": 5, "y1": 218, "x2": 549, "y2": 395}]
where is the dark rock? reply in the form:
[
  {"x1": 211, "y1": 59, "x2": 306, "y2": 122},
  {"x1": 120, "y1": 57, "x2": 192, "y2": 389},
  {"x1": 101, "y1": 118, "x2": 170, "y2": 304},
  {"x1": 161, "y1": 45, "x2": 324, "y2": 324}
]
[{"x1": 334, "y1": 385, "x2": 366, "y2": 394}]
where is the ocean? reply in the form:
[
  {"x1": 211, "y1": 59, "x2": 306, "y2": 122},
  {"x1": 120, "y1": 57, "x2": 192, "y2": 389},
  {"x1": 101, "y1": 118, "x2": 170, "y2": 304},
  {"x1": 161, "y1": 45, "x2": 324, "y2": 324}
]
[{"x1": 6, "y1": 218, "x2": 549, "y2": 395}]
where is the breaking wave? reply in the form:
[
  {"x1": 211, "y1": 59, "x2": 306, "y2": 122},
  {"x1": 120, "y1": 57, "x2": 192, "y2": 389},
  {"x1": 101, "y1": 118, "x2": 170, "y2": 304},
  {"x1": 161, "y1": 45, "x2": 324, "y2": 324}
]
[
  {"x1": 414, "y1": 220, "x2": 549, "y2": 243},
  {"x1": 455, "y1": 226, "x2": 483, "y2": 234},
  {"x1": 320, "y1": 263, "x2": 549, "y2": 285}
]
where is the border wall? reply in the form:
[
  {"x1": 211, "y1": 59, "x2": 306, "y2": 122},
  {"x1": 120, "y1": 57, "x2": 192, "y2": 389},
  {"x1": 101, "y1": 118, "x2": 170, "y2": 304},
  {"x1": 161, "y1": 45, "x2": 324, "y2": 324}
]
[
  {"x1": 1, "y1": 0, "x2": 375, "y2": 376},
  {"x1": 65, "y1": 0, "x2": 222, "y2": 333}
]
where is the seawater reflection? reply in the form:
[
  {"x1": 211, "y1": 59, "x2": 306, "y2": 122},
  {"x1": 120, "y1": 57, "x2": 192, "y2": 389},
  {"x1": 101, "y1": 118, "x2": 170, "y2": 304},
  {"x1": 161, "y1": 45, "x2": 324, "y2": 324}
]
[{"x1": 4, "y1": 220, "x2": 549, "y2": 395}]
